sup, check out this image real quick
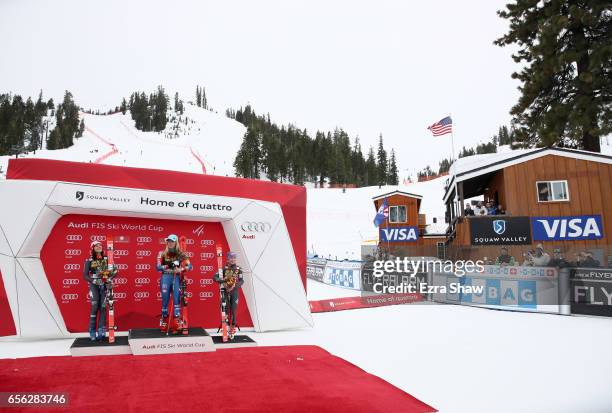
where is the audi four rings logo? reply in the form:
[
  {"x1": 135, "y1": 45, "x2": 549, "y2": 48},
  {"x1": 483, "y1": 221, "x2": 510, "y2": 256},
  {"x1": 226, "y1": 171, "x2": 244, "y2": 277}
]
[
  {"x1": 136, "y1": 250, "x2": 152, "y2": 257},
  {"x1": 134, "y1": 292, "x2": 150, "y2": 299},
  {"x1": 199, "y1": 292, "x2": 213, "y2": 299},
  {"x1": 185, "y1": 238, "x2": 194, "y2": 245},
  {"x1": 62, "y1": 293, "x2": 79, "y2": 300},
  {"x1": 184, "y1": 251, "x2": 194, "y2": 258},
  {"x1": 90, "y1": 235, "x2": 106, "y2": 242},
  {"x1": 135, "y1": 264, "x2": 151, "y2": 271},
  {"x1": 64, "y1": 249, "x2": 81, "y2": 256},
  {"x1": 114, "y1": 292, "x2": 127, "y2": 299},
  {"x1": 200, "y1": 279, "x2": 213, "y2": 286},
  {"x1": 63, "y1": 279, "x2": 80, "y2": 285},
  {"x1": 115, "y1": 263, "x2": 128, "y2": 270},
  {"x1": 66, "y1": 235, "x2": 83, "y2": 241},
  {"x1": 134, "y1": 278, "x2": 150, "y2": 284},
  {"x1": 64, "y1": 264, "x2": 81, "y2": 271},
  {"x1": 157, "y1": 292, "x2": 162, "y2": 298},
  {"x1": 200, "y1": 252, "x2": 214, "y2": 260},
  {"x1": 114, "y1": 250, "x2": 129, "y2": 256},
  {"x1": 200, "y1": 240, "x2": 214, "y2": 246},
  {"x1": 185, "y1": 278, "x2": 194, "y2": 285},
  {"x1": 137, "y1": 236, "x2": 153, "y2": 243},
  {"x1": 200, "y1": 265, "x2": 214, "y2": 272},
  {"x1": 241, "y1": 222, "x2": 272, "y2": 232},
  {"x1": 185, "y1": 292, "x2": 193, "y2": 298},
  {"x1": 112, "y1": 277, "x2": 128, "y2": 285}
]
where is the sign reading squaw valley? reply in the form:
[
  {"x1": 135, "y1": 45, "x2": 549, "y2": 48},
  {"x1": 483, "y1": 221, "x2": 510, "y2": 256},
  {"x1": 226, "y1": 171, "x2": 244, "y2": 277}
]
[
  {"x1": 380, "y1": 226, "x2": 419, "y2": 242},
  {"x1": 532, "y1": 215, "x2": 603, "y2": 241}
]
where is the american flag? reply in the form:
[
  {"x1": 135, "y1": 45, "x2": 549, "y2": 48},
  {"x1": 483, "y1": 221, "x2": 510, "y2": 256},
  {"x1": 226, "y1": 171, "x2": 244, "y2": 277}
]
[{"x1": 427, "y1": 116, "x2": 453, "y2": 136}]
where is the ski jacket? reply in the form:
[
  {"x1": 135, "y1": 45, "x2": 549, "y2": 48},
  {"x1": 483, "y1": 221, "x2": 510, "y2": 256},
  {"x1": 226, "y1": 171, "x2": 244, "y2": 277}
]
[
  {"x1": 214, "y1": 264, "x2": 244, "y2": 289},
  {"x1": 83, "y1": 256, "x2": 117, "y2": 284},
  {"x1": 157, "y1": 251, "x2": 191, "y2": 275}
]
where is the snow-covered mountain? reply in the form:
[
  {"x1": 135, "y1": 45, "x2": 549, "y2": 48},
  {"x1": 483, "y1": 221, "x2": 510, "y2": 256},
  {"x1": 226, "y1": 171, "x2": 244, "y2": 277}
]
[{"x1": 0, "y1": 103, "x2": 246, "y2": 178}]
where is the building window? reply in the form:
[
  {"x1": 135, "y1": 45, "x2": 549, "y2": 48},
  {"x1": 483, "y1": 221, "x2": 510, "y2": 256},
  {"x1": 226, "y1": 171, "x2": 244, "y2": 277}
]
[
  {"x1": 436, "y1": 242, "x2": 446, "y2": 260},
  {"x1": 536, "y1": 180, "x2": 569, "y2": 202},
  {"x1": 389, "y1": 205, "x2": 407, "y2": 223}
]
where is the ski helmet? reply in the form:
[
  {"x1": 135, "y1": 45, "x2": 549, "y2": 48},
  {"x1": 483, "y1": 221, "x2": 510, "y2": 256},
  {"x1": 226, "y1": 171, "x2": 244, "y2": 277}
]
[{"x1": 90, "y1": 241, "x2": 103, "y2": 249}]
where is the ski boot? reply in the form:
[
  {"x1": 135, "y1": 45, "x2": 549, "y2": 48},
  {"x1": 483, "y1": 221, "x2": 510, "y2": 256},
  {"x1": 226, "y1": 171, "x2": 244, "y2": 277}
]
[
  {"x1": 97, "y1": 327, "x2": 106, "y2": 342},
  {"x1": 160, "y1": 315, "x2": 169, "y2": 333},
  {"x1": 171, "y1": 317, "x2": 182, "y2": 335},
  {"x1": 89, "y1": 327, "x2": 97, "y2": 341},
  {"x1": 229, "y1": 325, "x2": 236, "y2": 340}
]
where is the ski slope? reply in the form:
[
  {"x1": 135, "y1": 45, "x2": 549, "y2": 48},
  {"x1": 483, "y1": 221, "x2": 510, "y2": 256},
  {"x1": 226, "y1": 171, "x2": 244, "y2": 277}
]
[
  {"x1": 0, "y1": 103, "x2": 246, "y2": 178},
  {"x1": 2, "y1": 279, "x2": 611, "y2": 413}
]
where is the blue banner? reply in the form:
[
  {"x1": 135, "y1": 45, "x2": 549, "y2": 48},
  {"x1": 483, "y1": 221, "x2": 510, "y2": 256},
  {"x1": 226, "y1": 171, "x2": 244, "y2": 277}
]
[
  {"x1": 379, "y1": 226, "x2": 419, "y2": 242},
  {"x1": 531, "y1": 215, "x2": 603, "y2": 241}
]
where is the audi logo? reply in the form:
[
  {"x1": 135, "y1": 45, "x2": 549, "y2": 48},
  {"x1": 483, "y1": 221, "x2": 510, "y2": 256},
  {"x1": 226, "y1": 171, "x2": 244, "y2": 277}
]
[
  {"x1": 64, "y1": 249, "x2": 82, "y2": 256},
  {"x1": 64, "y1": 264, "x2": 81, "y2": 271},
  {"x1": 134, "y1": 278, "x2": 151, "y2": 285},
  {"x1": 90, "y1": 235, "x2": 106, "y2": 242},
  {"x1": 136, "y1": 250, "x2": 152, "y2": 257},
  {"x1": 112, "y1": 277, "x2": 128, "y2": 285},
  {"x1": 114, "y1": 292, "x2": 127, "y2": 299},
  {"x1": 63, "y1": 279, "x2": 80, "y2": 285},
  {"x1": 200, "y1": 252, "x2": 214, "y2": 260},
  {"x1": 200, "y1": 278, "x2": 213, "y2": 286},
  {"x1": 200, "y1": 240, "x2": 214, "y2": 246},
  {"x1": 137, "y1": 236, "x2": 153, "y2": 243},
  {"x1": 184, "y1": 251, "x2": 194, "y2": 258},
  {"x1": 114, "y1": 250, "x2": 129, "y2": 256},
  {"x1": 157, "y1": 292, "x2": 162, "y2": 298},
  {"x1": 159, "y1": 238, "x2": 167, "y2": 244},
  {"x1": 241, "y1": 221, "x2": 272, "y2": 232},
  {"x1": 199, "y1": 292, "x2": 213, "y2": 299},
  {"x1": 61, "y1": 293, "x2": 79, "y2": 300},
  {"x1": 66, "y1": 235, "x2": 83, "y2": 241},
  {"x1": 200, "y1": 265, "x2": 214, "y2": 272},
  {"x1": 135, "y1": 264, "x2": 151, "y2": 271},
  {"x1": 184, "y1": 277, "x2": 193, "y2": 285},
  {"x1": 115, "y1": 263, "x2": 128, "y2": 270},
  {"x1": 185, "y1": 238, "x2": 195, "y2": 245},
  {"x1": 134, "y1": 291, "x2": 150, "y2": 299}
]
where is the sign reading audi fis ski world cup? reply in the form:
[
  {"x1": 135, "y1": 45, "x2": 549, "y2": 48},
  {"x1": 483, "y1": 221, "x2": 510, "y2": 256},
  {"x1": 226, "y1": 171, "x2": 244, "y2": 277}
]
[
  {"x1": 531, "y1": 215, "x2": 604, "y2": 241},
  {"x1": 469, "y1": 216, "x2": 531, "y2": 245}
]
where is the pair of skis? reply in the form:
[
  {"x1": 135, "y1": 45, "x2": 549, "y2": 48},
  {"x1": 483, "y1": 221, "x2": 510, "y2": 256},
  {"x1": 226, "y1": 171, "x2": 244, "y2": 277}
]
[
  {"x1": 106, "y1": 236, "x2": 116, "y2": 344},
  {"x1": 216, "y1": 245, "x2": 237, "y2": 342}
]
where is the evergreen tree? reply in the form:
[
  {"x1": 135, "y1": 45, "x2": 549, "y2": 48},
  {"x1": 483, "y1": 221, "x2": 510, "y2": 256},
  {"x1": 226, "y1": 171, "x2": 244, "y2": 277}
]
[
  {"x1": 495, "y1": 1, "x2": 611, "y2": 152},
  {"x1": 376, "y1": 134, "x2": 387, "y2": 187},
  {"x1": 387, "y1": 149, "x2": 399, "y2": 185},
  {"x1": 233, "y1": 127, "x2": 261, "y2": 178},
  {"x1": 120, "y1": 98, "x2": 127, "y2": 115},
  {"x1": 438, "y1": 158, "x2": 452, "y2": 174},
  {"x1": 196, "y1": 86, "x2": 201, "y2": 107},
  {"x1": 202, "y1": 86, "x2": 208, "y2": 110},
  {"x1": 365, "y1": 147, "x2": 377, "y2": 187}
]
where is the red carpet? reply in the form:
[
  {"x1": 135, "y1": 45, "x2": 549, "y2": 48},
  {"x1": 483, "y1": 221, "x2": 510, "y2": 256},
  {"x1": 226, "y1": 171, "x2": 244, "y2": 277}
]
[{"x1": 0, "y1": 345, "x2": 436, "y2": 412}]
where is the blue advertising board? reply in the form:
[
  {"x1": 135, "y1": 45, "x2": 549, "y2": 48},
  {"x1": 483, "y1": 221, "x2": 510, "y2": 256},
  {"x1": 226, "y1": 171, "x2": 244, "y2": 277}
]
[
  {"x1": 379, "y1": 226, "x2": 419, "y2": 242},
  {"x1": 531, "y1": 215, "x2": 603, "y2": 241}
]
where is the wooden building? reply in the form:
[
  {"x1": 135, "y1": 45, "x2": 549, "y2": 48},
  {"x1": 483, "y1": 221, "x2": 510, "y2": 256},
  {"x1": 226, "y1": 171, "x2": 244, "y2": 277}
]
[
  {"x1": 443, "y1": 148, "x2": 611, "y2": 265},
  {"x1": 372, "y1": 190, "x2": 446, "y2": 257}
]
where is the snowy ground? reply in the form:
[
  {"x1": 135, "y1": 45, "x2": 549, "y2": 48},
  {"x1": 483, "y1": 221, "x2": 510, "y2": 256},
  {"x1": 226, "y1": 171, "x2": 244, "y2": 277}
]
[{"x1": 2, "y1": 279, "x2": 612, "y2": 413}]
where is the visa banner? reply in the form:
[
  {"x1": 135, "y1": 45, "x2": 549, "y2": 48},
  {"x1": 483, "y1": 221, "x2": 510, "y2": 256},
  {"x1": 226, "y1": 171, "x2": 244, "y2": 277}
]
[
  {"x1": 379, "y1": 226, "x2": 419, "y2": 242},
  {"x1": 531, "y1": 215, "x2": 604, "y2": 241}
]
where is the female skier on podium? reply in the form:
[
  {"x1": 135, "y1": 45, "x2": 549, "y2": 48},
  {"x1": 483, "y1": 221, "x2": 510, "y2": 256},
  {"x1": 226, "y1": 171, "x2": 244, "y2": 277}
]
[
  {"x1": 157, "y1": 234, "x2": 191, "y2": 333},
  {"x1": 214, "y1": 251, "x2": 244, "y2": 338},
  {"x1": 83, "y1": 240, "x2": 117, "y2": 341}
]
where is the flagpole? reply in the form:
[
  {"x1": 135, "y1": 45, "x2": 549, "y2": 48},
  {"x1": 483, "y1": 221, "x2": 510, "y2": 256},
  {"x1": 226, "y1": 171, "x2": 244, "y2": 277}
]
[{"x1": 449, "y1": 113, "x2": 455, "y2": 164}]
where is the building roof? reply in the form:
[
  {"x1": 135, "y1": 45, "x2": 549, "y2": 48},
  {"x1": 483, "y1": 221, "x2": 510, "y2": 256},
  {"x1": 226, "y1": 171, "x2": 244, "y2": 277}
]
[
  {"x1": 443, "y1": 147, "x2": 612, "y2": 203},
  {"x1": 372, "y1": 190, "x2": 423, "y2": 202}
]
